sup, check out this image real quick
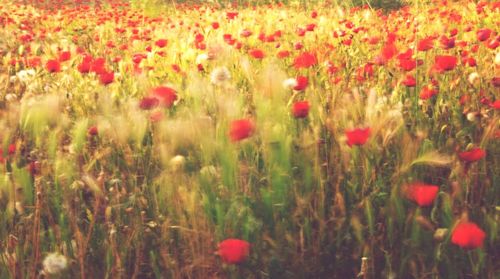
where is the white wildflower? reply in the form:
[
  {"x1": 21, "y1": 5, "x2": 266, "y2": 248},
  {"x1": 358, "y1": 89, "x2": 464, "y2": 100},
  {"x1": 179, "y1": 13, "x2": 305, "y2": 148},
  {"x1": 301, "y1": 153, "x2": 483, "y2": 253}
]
[
  {"x1": 495, "y1": 52, "x2": 500, "y2": 66},
  {"x1": 467, "y1": 72, "x2": 479, "y2": 85},
  {"x1": 210, "y1": 66, "x2": 231, "y2": 85},
  {"x1": 169, "y1": 155, "x2": 186, "y2": 171},
  {"x1": 42, "y1": 253, "x2": 67, "y2": 275},
  {"x1": 195, "y1": 53, "x2": 209, "y2": 65},
  {"x1": 282, "y1": 78, "x2": 298, "y2": 90},
  {"x1": 466, "y1": 112, "x2": 477, "y2": 122}
]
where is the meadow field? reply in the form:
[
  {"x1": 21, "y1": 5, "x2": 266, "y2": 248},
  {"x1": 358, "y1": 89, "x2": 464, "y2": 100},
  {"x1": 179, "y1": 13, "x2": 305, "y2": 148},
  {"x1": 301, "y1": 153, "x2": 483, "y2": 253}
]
[{"x1": 0, "y1": 0, "x2": 498, "y2": 278}]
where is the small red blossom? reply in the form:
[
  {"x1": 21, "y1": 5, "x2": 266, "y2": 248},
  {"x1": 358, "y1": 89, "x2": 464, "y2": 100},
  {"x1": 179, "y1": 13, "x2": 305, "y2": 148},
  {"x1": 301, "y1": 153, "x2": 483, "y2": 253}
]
[
  {"x1": 458, "y1": 147, "x2": 485, "y2": 162},
  {"x1": 417, "y1": 37, "x2": 434, "y2": 51},
  {"x1": 151, "y1": 86, "x2": 177, "y2": 108},
  {"x1": 249, "y1": 49, "x2": 265, "y2": 59},
  {"x1": 217, "y1": 239, "x2": 250, "y2": 264},
  {"x1": 440, "y1": 36, "x2": 455, "y2": 49},
  {"x1": 434, "y1": 55, "x2": 457, "y2": 72},
  {"x1": 99, "y1": 71, "x2": 114, "y2": 85},
  {"x1": 402, "y1": 75, "x2": 416, "y2": 87},
  {"x1": 8, "y1": 144, "x2": 15, "y2": 155},
  {"x1": 345, "y1": 127, "x2": 371, "y2": 147},
  {"x1": 420, "y1": 84, "x2": 438, "y2": 100},
  {"x1": 398, "y1": 58, "x2": 417, "y2": 71},
  {"x1": 91, "y1": 58, "x2": 106, "y2": 74},
  {"x1": 28, "y1": 160, "x2": 41, "y2": 176},
  {"x1": 451, "y1": 222, "x2": 486, "y2": 249},
  {"x1": 292, "y1": 101, "x2": 310, "y2": 118},
  {"x1": 406, "y1": 182, "x2": 439, "y2": 207},
  {"x1": 381, "y1": 43, "x2": 397, "y2": 62},
  {"x1": 88, "y1": 126, "x2": 98, "y2": 136},
  {"x1": 59, "y1": 51, "x2": 71, "y2": 62},
  {"x1": 46, "y1": 59, "x2": 61, "y2": 73},
  {"x1": 293, "y1": 52, "x2": 317, "y2": 69},
  {"x1": 277, "y1": 50, "x2": 290, "y2": 59},
  {"x1": 492, "y1": 77, "x2": 500, "y2": 87},
  {"x1": 155, "y1": 39, "x2": 168, "y2": 48},
  {"x1": 139, "y1": 96, "x2": 159, "y2": 110},
  {"x1": 293, "y1": 76, "x2": 308, "y2": 91},
  {"x1": 490, "y1": 100, "x2": 500, "y2": 110},
  {"x1": 476, "y1": 28, "x2": 492, "y2": 42},
  {"x1": 229, "y1": 119, "x2": 255, "y2": 142},
  {"x1": 226, "y1": 11, "x2": 238, "y2": 20},
  {"x1": 240, "y1": 29, "x2": 253, "y2": 38}
]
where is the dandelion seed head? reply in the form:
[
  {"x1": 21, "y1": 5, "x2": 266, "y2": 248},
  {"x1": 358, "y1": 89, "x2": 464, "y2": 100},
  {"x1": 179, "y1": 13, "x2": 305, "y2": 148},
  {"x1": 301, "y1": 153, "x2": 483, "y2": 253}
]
[
  {"x1": 282, "y1": 78, "x2": 298, "y2": 90},
  {"x1": 210, "y1": 66, "x2": 231, "y2": 85},
  {"x1": 42, "y1": 253, "x2": 67, "y2": 275}
]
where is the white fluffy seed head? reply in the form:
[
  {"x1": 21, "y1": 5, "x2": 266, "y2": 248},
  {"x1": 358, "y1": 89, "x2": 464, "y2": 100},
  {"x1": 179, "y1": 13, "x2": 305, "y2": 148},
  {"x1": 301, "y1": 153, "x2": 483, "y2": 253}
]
[
  {"x1": 466, "y1": 112, "x2": 477, "y2": 122},
  {"x1": 42, "y1": 253, "x2": 67, "y2": 275},
  {"x1": 468, "y1": 72, "x2": 479, "y2": 84},
  {"x1": 196, "y1": 53, "x2": 209, "y2": 64},
  {"x1": 282, "y1": 78, "x2": 298, "y2": 90},
  {"x1": 210, "y1": 66, "x2": 231, "y2": 85}
]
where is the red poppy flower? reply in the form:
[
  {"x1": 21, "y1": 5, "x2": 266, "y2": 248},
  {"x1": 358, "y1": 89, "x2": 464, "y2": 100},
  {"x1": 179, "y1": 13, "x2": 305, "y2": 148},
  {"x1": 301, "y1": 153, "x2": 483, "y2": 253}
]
[
  {"x1": 28, "y1": 160, "x2": 40, "y2": 176},
  {"x1": 398, "y1": 58, "x2": 417, "y2": 71},
  {"x1": 26, "y1": 57, "x2": 42, "y2": 68},
  {"x1": 88, "y1": 126, "x2": 98, "y2": 136},
  {"x1": 139, "y1": 96, "x2": 159, "y2": 110},
  {"x1": 77, "y1": 55, "x2": 91, "y2": 71},
  {"x1": 59, "y1": 51, "x2": 71, "y2": 62},
  {"x1": 406, "y1": 182, "x2": 439, "y2": 207},
  {"x1": 171, "y1": 64, "x2": 181, "y2": 73},
  {"x1": 293, "y1": 76, "x2": 308, "y2": 91},
  {"x1": 99, "y1": 71, "x2": 114, "y2": 85},
  {"x1": 151, "y1": 86, "x2": 177, "y2": 108},
  {"x1": 345, "y1": 127, "x2": 371, "y2": 147},
  {"x1": 195, "y1": 33, "x2": 205, "y2": 43},
  {"x1": 296, "y1": 28, "x2": 306, "y2": 37},
  {"x1": 486, "y1": 37, "x2": 499, "y2": 49},
  {"x1": 451, "y1": 222, "x2": 486, "y2": 249},
  {"x1": 417, "y1": 37, "x2": 434, "y2": 51},
  {"x1": 155, "y1": 39, "x2": 168, "y2": 48},
  {"x1": 465, "y1": 57, "x2": 477, "y2": 67},
  {"x1": 292, "y1": 101, "x2": 310, "y2": 118},
  {"x1": 402, "y1": 75, "x2": 416, "y2": 87},
  {"x1": 440, "y1": 36, "x2": 455, "y2": 49},
  {"x1": 249, "y1": 49, "x2": 265, "y2": 59},
  {"x1": 229, "y1": 119, "x2": 255, "y2": 142},
  {"x1": 293, "y1": 52, "x2": 317, "y2": 69},
  {"x1": 420, "y1": 84, "x2": 438, "y2": 100},
  {"x1": 240, "y1": 29, "x2": 253, "y2": 38},
  {"x1": 226, "y1": 11, "x2": 238, "y2": 20},
  {"x1": 476, "y1": 28, "x2": 492, "y2": 42},
  {"x1": 492, "y1": 77, "x2": 500, "y2": 87},
  {"x1": 306, "y1": 24, "x2": 316, "y2": 32},
  {"x1": 434, "y1": 55, "x2": 457, "y2": 72},
  {"x1": 91, "y1": 58, "x2": 106, "y2": 74},
  {"x1": 458, "y1": 147, "x2": 485, "y2": 162},
  {"x1": 46, "y1": 59, "x2": 61, "y2": 73},
  {"x1": 381, "y1": 43, "x2": 397, "y2": 62},
  {"x1": 277, "y1": 50, "x2": 290, "y2": 59},
  {"x1": 490, "y1": 100, "x2": 500, "y2": 110},
  {"x1": 217, "y1": 239, "x2": 250, "y2": 264},
  {"x1": 211, "y1": 22, "x2": 219, "y2": 29}
]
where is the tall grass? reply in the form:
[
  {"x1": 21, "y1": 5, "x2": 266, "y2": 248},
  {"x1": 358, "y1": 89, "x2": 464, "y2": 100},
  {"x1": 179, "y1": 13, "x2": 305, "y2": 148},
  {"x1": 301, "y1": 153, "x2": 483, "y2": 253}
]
[{"x1": 0, "y1": 0, "x2": 498, "y2": 278}]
